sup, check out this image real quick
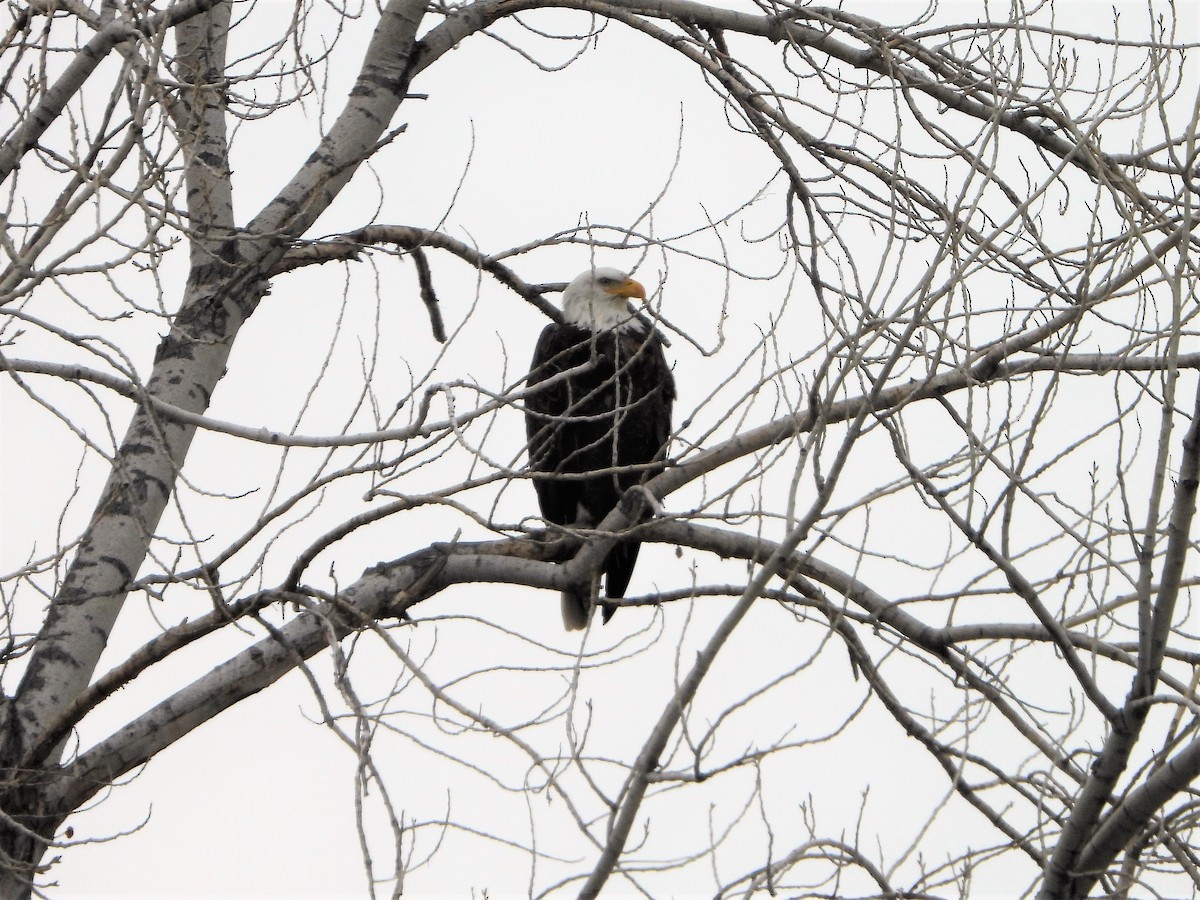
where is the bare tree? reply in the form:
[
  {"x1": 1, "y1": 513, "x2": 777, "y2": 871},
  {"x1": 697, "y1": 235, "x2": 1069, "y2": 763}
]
[{"x1": 1, "y1": 0, "x2": 1198, "y2": 896}]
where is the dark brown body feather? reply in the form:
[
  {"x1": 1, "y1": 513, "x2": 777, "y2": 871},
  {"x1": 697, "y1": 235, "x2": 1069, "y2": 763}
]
[{"x1": 525, "y1": 320, "x2": 675, "y2": 626}]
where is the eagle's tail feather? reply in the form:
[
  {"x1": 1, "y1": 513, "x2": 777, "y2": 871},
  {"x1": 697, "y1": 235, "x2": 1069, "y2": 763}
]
[{"x1": 561, "y1": 589, "x2": 591, "y2": 631}]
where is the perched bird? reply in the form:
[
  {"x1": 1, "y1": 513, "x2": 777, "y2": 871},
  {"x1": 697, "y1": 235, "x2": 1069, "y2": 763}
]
[{"x1": 524, "y1": 267, "x2": 675, "y2": 630}]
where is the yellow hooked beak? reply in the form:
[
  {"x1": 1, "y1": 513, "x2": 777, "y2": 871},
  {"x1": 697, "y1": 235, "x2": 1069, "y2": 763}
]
[{"x1": 605, "y1": 277, "x2": 647, "y2": 301}]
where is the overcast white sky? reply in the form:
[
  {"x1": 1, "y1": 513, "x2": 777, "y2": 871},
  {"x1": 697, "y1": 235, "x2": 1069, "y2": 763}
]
[{"x1": 2, "y1": 0, "x2": 1196, "y2": 896}]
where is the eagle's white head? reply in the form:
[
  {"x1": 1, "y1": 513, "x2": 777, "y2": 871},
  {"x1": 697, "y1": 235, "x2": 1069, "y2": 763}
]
[{"x1": 561, "y1": 267, "x2": 647, "y2": 332}]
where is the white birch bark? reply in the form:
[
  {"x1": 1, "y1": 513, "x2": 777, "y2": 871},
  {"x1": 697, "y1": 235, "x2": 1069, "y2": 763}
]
[{"x1": 0, "y1": 0, "x2": 427, "y2": 892}]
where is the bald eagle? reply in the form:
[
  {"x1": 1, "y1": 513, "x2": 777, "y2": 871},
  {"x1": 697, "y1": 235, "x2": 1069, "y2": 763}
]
[{"x1": 524, "y1": 267, "x2": 675, "y2": 630}]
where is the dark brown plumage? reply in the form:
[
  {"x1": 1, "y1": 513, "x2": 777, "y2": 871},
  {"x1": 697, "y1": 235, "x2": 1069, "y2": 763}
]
[{"x1": 524, "y1": 268, "x2": 675, "y2": 629}]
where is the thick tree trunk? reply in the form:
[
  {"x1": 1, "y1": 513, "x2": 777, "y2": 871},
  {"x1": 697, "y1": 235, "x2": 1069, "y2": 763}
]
[
  {"x1": 0, "y1": 0, "x2": 427, "y2": 890},
  {"x1": 0, "y1": 7, "x2": 241, "y2": 891}
]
